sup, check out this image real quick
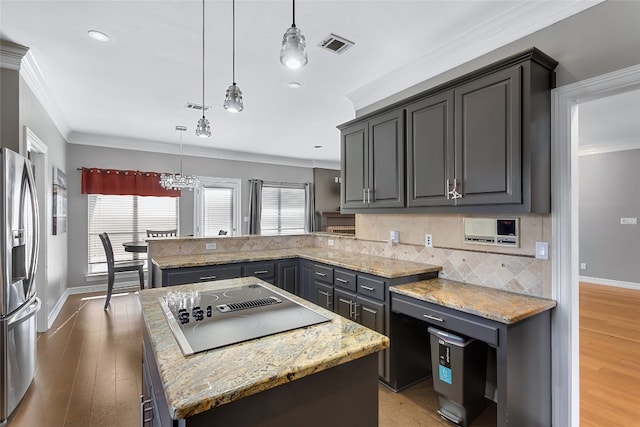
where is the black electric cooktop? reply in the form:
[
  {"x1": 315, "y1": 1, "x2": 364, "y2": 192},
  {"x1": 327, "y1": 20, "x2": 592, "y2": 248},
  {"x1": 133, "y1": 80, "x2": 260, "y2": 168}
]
[{"x1": 159, "y1": 283, "x2": 330, "y2": 356}]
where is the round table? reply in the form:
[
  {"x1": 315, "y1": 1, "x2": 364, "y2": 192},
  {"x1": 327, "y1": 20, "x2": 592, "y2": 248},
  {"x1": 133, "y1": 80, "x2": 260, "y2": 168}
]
[{"x1": 123, "y1": 241, "x2": 148, "y2": 253}]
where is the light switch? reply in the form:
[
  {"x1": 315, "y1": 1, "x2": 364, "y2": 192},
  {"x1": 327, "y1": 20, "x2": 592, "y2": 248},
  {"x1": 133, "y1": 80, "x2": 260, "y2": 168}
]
[
  {"x1": 535, "y1": 241, "x2": 549, "y2": 260},
  {"x1": 206, "y1": 242, "x2": 216, "y2": 250}
]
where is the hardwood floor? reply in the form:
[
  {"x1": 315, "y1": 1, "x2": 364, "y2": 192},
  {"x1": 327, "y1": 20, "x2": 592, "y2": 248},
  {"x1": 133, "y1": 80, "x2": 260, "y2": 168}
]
[
  {"x1": 8, "y1": 283, "x2": 637, "y2": 426},
  {"x1": 580, "y1": 282, "x2": 640, "y2": 427}
]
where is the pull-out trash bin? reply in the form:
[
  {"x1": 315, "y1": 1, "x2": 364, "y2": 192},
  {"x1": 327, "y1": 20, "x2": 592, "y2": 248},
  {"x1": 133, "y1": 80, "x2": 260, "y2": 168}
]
[{"x1": 428, "y1": 327, "x2": 487, "y2": 426}]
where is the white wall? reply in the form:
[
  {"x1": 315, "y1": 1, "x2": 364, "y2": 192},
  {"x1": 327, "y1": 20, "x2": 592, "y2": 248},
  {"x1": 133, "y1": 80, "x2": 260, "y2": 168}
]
[{"x1": 66, "y1": 143, "x2": 313, "y2": 288}]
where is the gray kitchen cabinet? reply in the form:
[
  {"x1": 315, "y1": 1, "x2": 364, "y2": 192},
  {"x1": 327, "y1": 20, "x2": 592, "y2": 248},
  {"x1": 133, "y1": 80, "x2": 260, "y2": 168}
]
[
  {"x1": 276, "y1": 260, "x2": 298, "y2": 294},
  {"x1": 298, "y1": 260, "x2": 314, "y2": 301},
  {"x1": 406, "y1": 92, "x2": 454, "y2": 207},
  {"x1": 157, "y1": 264, "x2": 242, "y2": 287},
  {"x1": 342, "y1": 47, "x2": 558, "y2": 213},
  {"x1": 312, "y1": 282, "x2": 334, "y2": 311},
  {"x1": 242, "y1": 261, "x2": 276, "y2": 284},
  {"x1": 340, "y1": 109, "x2": 405, "y2": 210}
]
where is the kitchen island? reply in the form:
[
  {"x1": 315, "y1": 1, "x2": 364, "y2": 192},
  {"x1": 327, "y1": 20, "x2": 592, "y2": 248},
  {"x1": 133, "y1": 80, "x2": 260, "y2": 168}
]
[{"x1": 139, "y1": 277, "x2": 389, "y2": 426}]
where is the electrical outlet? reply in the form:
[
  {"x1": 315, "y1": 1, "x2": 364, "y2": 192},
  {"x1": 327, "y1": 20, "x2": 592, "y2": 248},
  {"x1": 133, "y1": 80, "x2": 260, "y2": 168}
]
[
  {"x1": 621, "y1": 217, "x2": 638, "y2": 225},
  {"x1": 328, "y1": 239, "x2": 334, "y2": 246},
  {"x1": 425, "y1": 234, "x2": 433, "y2": 248},
  {"x1": 580, "y1": 262, "x2": 587, "y2": 270},
  {"x1": 205, "y1": 242, "x2": 216, "y2": 250}
]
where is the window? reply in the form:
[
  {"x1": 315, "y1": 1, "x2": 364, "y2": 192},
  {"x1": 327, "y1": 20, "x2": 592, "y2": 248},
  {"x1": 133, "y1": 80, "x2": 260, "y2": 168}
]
[
  {"x1": 261, "y1": 184, "x2": 306, "y2": 235},
  {"x1": 87, "y1": 194, "x2": 179, "y2": 274},
  {"x1": 195, "y1": 177, "x2": 241, "y2": 237}
]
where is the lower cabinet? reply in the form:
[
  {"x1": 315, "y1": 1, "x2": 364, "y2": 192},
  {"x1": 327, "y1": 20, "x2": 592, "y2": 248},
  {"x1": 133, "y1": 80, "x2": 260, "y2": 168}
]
[
  {"x1": 298, "y1": 261, "x2": 314, "y2": 301},
  {"x1": 312, "y1": 282, "x2": 334, "y2": 311},
  {"x1": 276, "y1": 260, "x2": 298, "y2": 294},
  {"x1": 159, "y1": 264, "x2": 242, "y2": 287}
]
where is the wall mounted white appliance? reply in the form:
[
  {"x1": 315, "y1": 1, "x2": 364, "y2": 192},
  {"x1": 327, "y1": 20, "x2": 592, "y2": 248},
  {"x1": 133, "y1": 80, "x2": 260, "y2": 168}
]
[
  {"x1": 0, "y1": 148, "x2": 40, "y2": 424},
  {"x1": 463, "y1": 217, "x2": 519, "y2": 247}
]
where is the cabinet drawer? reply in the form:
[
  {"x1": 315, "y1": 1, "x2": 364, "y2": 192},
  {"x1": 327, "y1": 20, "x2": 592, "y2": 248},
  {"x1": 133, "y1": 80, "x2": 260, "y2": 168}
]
[
  {"x1": 243, "y1": 261, "x2": 276, "y2": 279},
  {"x1": 392, "y1": 295, "x2": 498, "y2": 346},
  {"x1": 357, "y1": 275, "x2": 386, "y2": 301},
  {"x1": 164, "y1": 265, "x2": 242, "y2": 286},
  {"x1": 334, "y1": 269, "x2": 356, "y2": 292},
  {"x1": 313, "y1": 264, "x2": 334, "y2": 284}
]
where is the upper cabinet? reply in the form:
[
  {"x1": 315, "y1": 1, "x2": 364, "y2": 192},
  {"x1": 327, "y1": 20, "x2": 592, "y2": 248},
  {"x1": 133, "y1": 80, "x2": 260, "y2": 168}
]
[
  {"x1": 341, "y1": 109, "x2": 405, "y2": 209},
  {"x1": 340, "y1": 48, "x2": 558, "y2": 214}
]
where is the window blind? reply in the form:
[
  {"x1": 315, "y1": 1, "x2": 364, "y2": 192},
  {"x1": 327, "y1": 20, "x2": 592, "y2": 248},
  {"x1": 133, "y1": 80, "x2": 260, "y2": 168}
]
[
  {"x1": 87, "y1": 194, "x2": 178, "y2": 273},
  {"x1": 261, "y1": 185, "x2": 306, "y2": 235},
  {"x1": 202, "y1": 187, "x2": 234, "y2": 237}
]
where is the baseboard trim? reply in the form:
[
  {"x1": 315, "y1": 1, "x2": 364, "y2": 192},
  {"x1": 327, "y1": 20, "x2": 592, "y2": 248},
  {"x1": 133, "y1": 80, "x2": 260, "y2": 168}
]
[
  {"x1": 579, "y1": 276, "x2": 640, "y2": 291},
  {"x1": 47, "y1": 281, "x2": 142, "y2": 330}
]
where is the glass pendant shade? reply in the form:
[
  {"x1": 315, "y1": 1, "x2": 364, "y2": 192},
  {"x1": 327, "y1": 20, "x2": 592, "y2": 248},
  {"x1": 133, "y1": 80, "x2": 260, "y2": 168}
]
[
  {"x1": 280, "y1": 25, "x2": 308, "y2": 70},
  {"x1": 223, "y1": 83, "x2": 244, "y2": 113},
  {"x1": 195, "y1": 116, "x2": 211, "y2": 138}
]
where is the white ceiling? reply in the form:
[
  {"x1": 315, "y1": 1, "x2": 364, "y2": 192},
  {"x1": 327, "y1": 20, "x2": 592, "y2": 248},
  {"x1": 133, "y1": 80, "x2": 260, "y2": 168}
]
[{"x1": 1, "y1": 1, "x2": 602, "y2": 166}]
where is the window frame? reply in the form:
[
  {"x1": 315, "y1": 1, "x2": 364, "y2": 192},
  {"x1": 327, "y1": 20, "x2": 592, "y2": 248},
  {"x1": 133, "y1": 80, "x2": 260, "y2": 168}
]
[
  {"x1": 260, "y1": 182, "x2": 307, "y2": 236},
  {"x1": 194, "y1": 176, "x2": 242, "y2": 237}
]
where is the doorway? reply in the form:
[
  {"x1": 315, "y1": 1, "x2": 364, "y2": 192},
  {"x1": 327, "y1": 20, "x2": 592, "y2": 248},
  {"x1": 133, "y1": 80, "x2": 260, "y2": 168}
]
[
  {"x1": 25, "y1": 126, "x2": 49, "y2": 332},
  {"x1": 551, "y1": 65, "x2": 640, "y2": 426}
]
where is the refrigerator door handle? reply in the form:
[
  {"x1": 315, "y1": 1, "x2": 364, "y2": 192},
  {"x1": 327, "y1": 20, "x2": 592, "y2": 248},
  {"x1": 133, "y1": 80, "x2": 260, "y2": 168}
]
[
  {"x1": 6, "y1": 297, "x2": 40, "y2": 327},
  {"x1": 22, "y1": 164, "x2": 40, "y2": 299}
]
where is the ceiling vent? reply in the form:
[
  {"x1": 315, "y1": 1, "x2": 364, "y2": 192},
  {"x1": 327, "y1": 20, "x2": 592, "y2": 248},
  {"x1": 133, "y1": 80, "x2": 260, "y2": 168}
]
[
  {"x1": 318, "y1": 33, "x2": 354, "y2": 55},
  {"x1": 185, "y1": 102, "x2": 210, "y2": 112}
]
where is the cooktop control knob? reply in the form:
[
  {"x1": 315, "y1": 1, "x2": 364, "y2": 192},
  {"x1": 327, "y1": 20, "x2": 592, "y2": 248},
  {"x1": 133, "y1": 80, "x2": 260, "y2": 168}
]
[
  {"x1": 206, "y1": 305, "x2": 212, "y2": 317},
  {"x1": 192, "y1": 306, "x2": 204, "y2": 321}
]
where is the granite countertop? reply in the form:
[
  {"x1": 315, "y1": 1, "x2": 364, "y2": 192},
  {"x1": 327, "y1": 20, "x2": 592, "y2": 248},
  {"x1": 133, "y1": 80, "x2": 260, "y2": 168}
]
[
  {"x1": 390, "y1": 278, "x2": 556, "y2": 324},
  {"x1": 151, "y1": 247, "x2": 442, "y2": 279},
  {"x1": 139, "y1": 277, "x2": 389, "y2": 420}
]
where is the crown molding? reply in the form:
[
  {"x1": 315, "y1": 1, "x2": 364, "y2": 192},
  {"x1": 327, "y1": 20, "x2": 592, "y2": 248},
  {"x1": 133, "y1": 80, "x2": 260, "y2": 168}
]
[
  {"x1": 67, "y1": 131, "x2": 340, "y2": 170},
  {"x1": 346, "y1": 0, "x2": 604, "y2": 112},
  {"x1": 0, "y1": 40, "x2": 29, "y2": 71},
  {"x1": 578, "y1": 137, "x2": 640, "y2": 156},
  {"x1": 19, "y1": 51, "x2": 72, "y2": 139}
]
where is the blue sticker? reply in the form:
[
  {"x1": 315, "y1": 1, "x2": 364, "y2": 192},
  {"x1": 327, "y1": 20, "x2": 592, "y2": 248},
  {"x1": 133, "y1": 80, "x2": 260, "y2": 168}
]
[{"x1": 439, "y1": 365, "x2": 452, "y2": 384}]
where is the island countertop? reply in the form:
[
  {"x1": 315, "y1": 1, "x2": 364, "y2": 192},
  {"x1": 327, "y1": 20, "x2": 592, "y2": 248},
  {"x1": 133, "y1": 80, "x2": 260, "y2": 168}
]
[
  {"x1": 139, "y1": 277, "x2": 389, "y2": 420},
  {"x1": 151, "y1": 247, "x2": 441, "y2": 279},
  {"x1": 390, "y1": 278, "x2": 556, "y2": 324}
]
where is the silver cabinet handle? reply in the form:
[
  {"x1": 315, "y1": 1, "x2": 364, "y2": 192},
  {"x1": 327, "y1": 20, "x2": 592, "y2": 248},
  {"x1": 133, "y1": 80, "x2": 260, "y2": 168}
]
[
  {"x1": 360, "y1": 285, "x2": 375, "y2": 291},
  {"x1": 335, "y1": 277, "x2": 349, "y2": 284},
  {"x1": 319, "y1": 290, "x2": 332, "y2": 308},
  {"x1": 140, "y1": 395, "x2": 153, "y2": 426},
  {"x1": 200, "y1": 275, "x2": 217, "y2": 280},
  {"x1": 423, "y1": 314, "x2": 444, "y2": 322},
  {"x1": 367, "y1": 188, "x2": 372, "y2": 204},
  {"x1": 253, "y1": 270, "x2": 269, "y2": 274},
  {"x1": 447, "y1": 178, "x2": 463, "y2": 200},
  {"x1": 363, "y1": 188, "x2": 366, "y2": 204},
  {"x1": 354, "y1": 303, "x2": 361, "y2": 320},
  {"x1": 446, "y1": 179, "x2": 451, "y2": 200},
  {"x1": 315, "y1": 272, "x2": 326, "y2": 277}
]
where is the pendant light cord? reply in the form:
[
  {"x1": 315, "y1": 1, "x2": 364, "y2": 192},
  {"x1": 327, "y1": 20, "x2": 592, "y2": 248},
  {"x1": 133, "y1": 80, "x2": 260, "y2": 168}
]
[
  {"x1": 179, "y1": 129, "x2": 184, "y2": 175},
  {"x1": 232, "y1": 0, "x2": 236, "y2": 84},
  {"x1": 202, "y1": 0, "x2": 206, "y2": 115},
  {"x1": 292, "y1": 0, "x2": 296, "y2": 27}
]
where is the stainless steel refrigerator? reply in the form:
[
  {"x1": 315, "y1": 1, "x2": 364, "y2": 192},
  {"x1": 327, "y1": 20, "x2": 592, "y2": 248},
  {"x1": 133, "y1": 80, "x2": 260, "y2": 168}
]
[{"x1": 0, "y1": 147, "x2": 40, "y2": 424}]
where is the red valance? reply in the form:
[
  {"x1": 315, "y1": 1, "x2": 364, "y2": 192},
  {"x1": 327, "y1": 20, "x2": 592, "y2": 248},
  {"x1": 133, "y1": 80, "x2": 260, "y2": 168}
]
[{"x1": 81, "y1": 168, "x2": 181, "y2": 197}]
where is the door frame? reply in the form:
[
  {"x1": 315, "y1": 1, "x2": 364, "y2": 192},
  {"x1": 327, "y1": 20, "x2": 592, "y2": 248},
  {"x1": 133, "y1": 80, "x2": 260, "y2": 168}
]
[
  {"x1": 550, "y1": 64, "x2": 640, "y2": 427},
  {"x1": 25, "y1": 126, "x2": 49, "y2": 332}
]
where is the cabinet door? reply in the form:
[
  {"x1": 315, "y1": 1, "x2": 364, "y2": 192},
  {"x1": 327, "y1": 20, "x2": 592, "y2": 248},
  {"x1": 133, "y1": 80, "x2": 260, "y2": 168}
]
[
  {"x1": 276, "y1": 261, "x2": 298, "y2": 295},
  {"x1": 298, "y1": 261, "x2": 313, "y2": 301},
  {"x1": 341, "y1": 122, "x2": 369, "y2": 209},
  {"x1": 406, "y1": 92, "x2": 454, "y2": 207},
  {"x1": 454, "y1": 65, "x2": 522, "y2": 205},
  {"x1": 357, "y1": 296, "x2": 385, "y2": 334},
  {"x1": 163, "y1": 264, "x2": 242, "y2": 286},
  {"x1": 334, "y1": 288, "x2": 357, "y2": 320},
  {"x1": 312, "y1": 282, "x2": 334, "y2": 311},
  {"x1": 368, "y1": 109, "x2": 405, "y2": 208}
]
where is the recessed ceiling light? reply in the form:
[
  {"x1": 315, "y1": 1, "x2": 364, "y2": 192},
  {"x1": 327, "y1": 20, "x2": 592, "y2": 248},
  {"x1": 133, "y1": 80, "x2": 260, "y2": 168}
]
[
  {"x1": 313, "y1": 145, "x2": 323, "y2": 149},
  {"x1": 87, "y1": 30, "x2": 109, "y2": 42},
  {"x1": 287, "y1": 82, "x2": 302, "y2": 89}
]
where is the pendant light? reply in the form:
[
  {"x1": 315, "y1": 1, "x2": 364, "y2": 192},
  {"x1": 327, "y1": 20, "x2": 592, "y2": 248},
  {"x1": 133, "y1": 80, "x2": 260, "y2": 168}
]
[
  {"x1": 279, "y1": 0, "x2": 308, "y2": 70},
  {"x1": 223, "y1": 0, "x2": 244, "y2": 113},
  {"x1": 160, "y1": 126, "x2": 201, "y2": 190},
  {"x1": 195, "y1": 0, "x2": 211, "y2": 137}
]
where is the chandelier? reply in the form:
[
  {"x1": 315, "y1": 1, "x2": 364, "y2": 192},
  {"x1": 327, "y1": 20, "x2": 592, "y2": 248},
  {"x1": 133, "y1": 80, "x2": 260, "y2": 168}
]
[{"x1": 160, "y1": 126, "x2": 201, "y2": 191}]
